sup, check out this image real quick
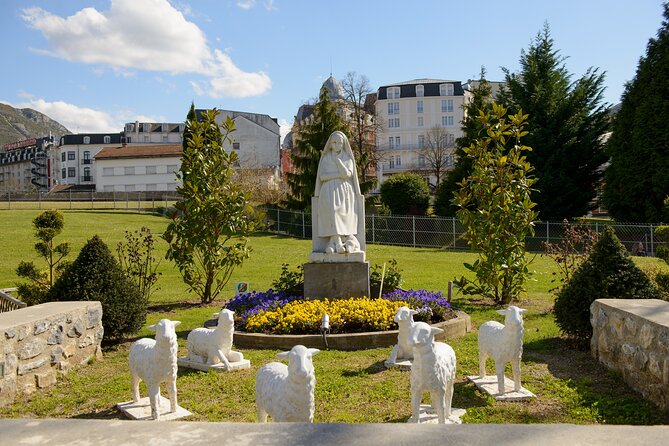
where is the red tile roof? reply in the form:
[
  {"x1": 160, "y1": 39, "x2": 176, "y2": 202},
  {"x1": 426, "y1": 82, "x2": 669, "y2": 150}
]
[{"x1": 94, "y1": 144, "x2": 182, "y2": 160}]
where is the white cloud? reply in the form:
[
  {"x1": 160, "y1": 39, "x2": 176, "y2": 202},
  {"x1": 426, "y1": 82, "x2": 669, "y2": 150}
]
[
  {"x1": 237, "y1": 0, "x2": 256, "y2": 10},
  {"x1": 278, "y1": 118, "x2": 292, "y2": 142},
  {"x1": 264, "y1": 0, "x2": 277, "y2": 11},
  {"x1": 21, "y1": 0, "x2": 271, "y2": 98}
]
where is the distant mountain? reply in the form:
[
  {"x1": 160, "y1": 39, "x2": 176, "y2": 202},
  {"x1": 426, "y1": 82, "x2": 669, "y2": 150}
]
[{"x1": 0, "y1": 103, "x2": 70, "y2": 147}]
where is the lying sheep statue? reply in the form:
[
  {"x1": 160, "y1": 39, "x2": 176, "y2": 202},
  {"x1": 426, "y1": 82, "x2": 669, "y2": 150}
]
[
  {"x1": 388, "y1": 306, "x2": 418, "y2": 364},
  {"x1": 408, "y1": 321, "x2": 456, "y2": 424},
  {"x1": 128, "y1": 319, "x2": 181, "y2": 420},
  {"x1": 478, "y1": 306, "x2": 527, "y2": 395},
  {"x1": 255, "y1": 345, "x2": 320, "y2": 422},
  {"x1": 186, "y1": 309, "x2": 244, "y2": 369}
]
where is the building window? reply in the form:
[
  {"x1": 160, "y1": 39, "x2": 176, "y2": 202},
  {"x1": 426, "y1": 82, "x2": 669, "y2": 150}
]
[
  {"x1": 61, "y1": 168, "x2": 66, "y2": 179},
  {"x1": 395, "y1": 136, "x2": 400, "y2": 148},
  {"x1": 61, "y1": 152, "x2": 66, "y2": 162},
  {"x1": 440, "y1": 83, "x2": 454, "y2": 96},
  {"x1": 67, "y1": 167, "x2": 75, "y2": 178},
  {"x1": 442, "y1": 115, "x2": 454, "y2": 127},
  {"x1": 125, "y1": 185, "x2": 135, "y2": 192},
  {"x1": 146, "y1": 165, "x2": 157, "y2": 175},
  {"x1": 232, "y1": 142, "x2": 240, "y2": 150},
  {"x1": 418, "y1": 135, "x2": 425, "y2": 149},
  {"x1": 68, "y1": 151, "x2": 75, "y2": 160},
  {"x1": 441, "y1": 99, "x2": 454, "y2": 113},
  {"x1": 395, "y1": 155, "x2": 401, "y2": 167},
  {"x1": 418, "y1": 154, "x2": 426, "y2": 167},
  {"x1": 124, "y1": 166, "x2": 135, "y2": 175},
  {"x1": 162, "y1": 135, "x2": 168, "y2": 143},
  {"x1": 387, "y1": 86, "x2": 400, "y2": 99},
  {"x1": 388, "y1": 118, "x2": 400, "y2": 128},
  {"x1": 389, "y1": 157, "x2": 395, "y2": 169},
  {"x1": 83, "y1": 167, "x2": 91, "y2": 181},
  {"x1": 146, "y1": 184, "x2": 157, "y2": 192},
  {"x1": 103, "y1": 135, "x2": 111, "y2": 144},
  {"x1": 448, "y1": 133, "x2": 455, "y2": 145},
  {"x1": 416, "y1": 85, "x2": 424, "y2": 97},
  {"x1": 388, "y1": 137, "x2": 395, "y2": 150},
  {"x1": 387, "y1": 102, "x2": 399, "y2": 115},
  {"x1": 126, "y1": 137, "x2": 131, "y2": 143},
  {"x1": 417, "y1": 116, "x2": 424, "y2": 127},
  {"x1": 83, "y1": 136, "x2": 90, "y2": 144},
  {"x1": 143, "y1": 135, "x2": 149, "y2": 143},
  {"x1": 416, "y1": 100, "x2": 423, "y2": 114},
  {"x1": 83, "y1": 151, "x2": 91, "y2": 164},
  {"x1": 167, "y1": 164, "x2": 178, "y2": 173},
  {"x1": 103, "y1": 167, "x2": 114, "y2": 176}
]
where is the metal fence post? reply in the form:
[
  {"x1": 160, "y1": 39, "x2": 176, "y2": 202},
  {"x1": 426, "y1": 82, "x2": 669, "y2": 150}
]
[
  {"x1": 7, "y1": 191, "x2": 9, "y2": 210},
  {"x1": 452, "y1": 217, "x2": 456, "y2": 248},
  {"x1": 372, "y1": 214, "x2": 375, "y2": 244},
  {"x1": 546, "y1": 221, "x2": 550, "y2": 243},
  {"x1": 412, "y1": 216, "x2": 416, "y2": 248},
  {"x1": 38, "y1": 191, "x2": 41, "y2": 210},
  {"x1": 277, "y1": 208, "x2": 281, "y2": 232},
  {"x1": 91, "y1": 190, "x2": 94, "y2": 209},
  {"x1": 126, "y1": 192, "x2": 129, "y2": 210},
  {"x1": 650, "y1": 224, "x2": 655, "y2": 257},
  {"x1": 301, "y1": 211, "x2": 305, "y2": 239},
  {"x1": 69, "y1": 189, "x2": 72, "y2": 210}
]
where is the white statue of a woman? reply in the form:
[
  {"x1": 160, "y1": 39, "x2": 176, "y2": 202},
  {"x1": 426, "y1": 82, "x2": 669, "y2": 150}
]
[{"x1": 314, "y1": 131, "x2": 361, "y2": 254}]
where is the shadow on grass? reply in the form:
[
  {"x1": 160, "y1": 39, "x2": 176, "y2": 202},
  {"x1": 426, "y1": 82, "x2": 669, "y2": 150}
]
[
  {"x1": 148, "y1": 301, "x2": 202, "y2": 313},
  {"x1": 341, "y1": 360, "x2": 387, "y2": 377},
  {"x1": 524, "y1": 336, "x2": 669, "y2": 425},
  {"x1": 70, "y1": 406, "x2": 124, "y2": 420}
]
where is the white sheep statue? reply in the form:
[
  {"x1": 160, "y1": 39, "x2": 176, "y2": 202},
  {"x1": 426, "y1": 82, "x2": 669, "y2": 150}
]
[
  {"x1": 255, "y1": 345, "x2": 320, "y2": 422},
  {"x1": 478, "y1": 306, "x2": 527, "y2": 395},
  {"x1": 388, "y1": 306, "x2": 418, "y2": 364},
  {"x1": 128, "y1": 319, "x2": 181, "y2": 420},
  {"x1": 186, "y1": 309, "x2": 244, "y2": 369},
  {"x1": 408, "y1": 321, "x2": 456, "y2": 424}
]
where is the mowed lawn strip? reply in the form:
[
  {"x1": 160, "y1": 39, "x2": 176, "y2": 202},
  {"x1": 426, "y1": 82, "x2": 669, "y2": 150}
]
[{"x1": 0, "y1": 209, "x2": 666, "y2": 424}]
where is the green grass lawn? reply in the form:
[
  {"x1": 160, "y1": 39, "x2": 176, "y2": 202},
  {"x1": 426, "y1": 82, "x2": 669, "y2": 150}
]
[{"x1": 0, "y1": 209, "x2": 667, "y2": 424}]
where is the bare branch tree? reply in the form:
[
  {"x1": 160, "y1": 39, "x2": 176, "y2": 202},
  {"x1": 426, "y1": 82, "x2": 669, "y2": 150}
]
[
  {"x1": 340, "y1": 72, "x2": 381, "y2": 194},
  {"x1": 421, "y1": 125, "x2": 455, "y2": 186}
]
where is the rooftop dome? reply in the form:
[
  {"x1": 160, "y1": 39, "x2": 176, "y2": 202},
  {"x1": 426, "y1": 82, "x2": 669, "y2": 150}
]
[{"x1": 321, "y1": 75, "x2": 345, "y2": 101}]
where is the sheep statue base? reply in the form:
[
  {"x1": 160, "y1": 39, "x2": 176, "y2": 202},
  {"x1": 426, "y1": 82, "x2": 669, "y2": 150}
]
[
  {"x1": 467, "y1": 306, "x2": 535, "y2": 401},
  {"x1": 385, "y1": 306, "x2": 418, "y2": 371},
  {"x1": 117, "y1": 319, "x2": 192, "y2": 421},
  {"x1": 406, "y1": 322, "x2": 465, "y2": 425},
  {"x1": 178, "y1": 309, "x2": 250, "y2": 373}
]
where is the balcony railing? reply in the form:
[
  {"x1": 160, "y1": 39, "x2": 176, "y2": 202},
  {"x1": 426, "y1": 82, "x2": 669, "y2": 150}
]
[
  {"x1": 82, "y1": 159, "x2": 91, "y2": 165},
  {"x1": 81, "y1": 176, "x2": 92, "y2": 182}
]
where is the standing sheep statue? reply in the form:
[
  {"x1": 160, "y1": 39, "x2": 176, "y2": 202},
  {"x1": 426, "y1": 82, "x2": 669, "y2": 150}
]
[
  {"x1": 385, "y1": 306, "x2": 418, "y2": 369},
  {"x1": 255, "y1": 345, "x2": 319, "y2": 422},
  {"x1": 407, "y1": 321, "x2": 459, "y2": 424},
  {"x1": 123, "y1": 319, "x2": 189, "y2": 420},
  {"x1": 474, "y1": 306, "x2": 533, "y2": 399},
  {"x1": 179, "y1": 309, "x2": 249, "y2": 371}
]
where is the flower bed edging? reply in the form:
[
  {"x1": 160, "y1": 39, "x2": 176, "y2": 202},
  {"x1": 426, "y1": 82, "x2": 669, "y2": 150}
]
[{"x1": 231, "y1": 310, "x2": 471, "y2": 351}]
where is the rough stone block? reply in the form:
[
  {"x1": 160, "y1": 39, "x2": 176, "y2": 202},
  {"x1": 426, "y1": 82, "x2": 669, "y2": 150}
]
[
  {"x1": 5, "y1": 354, "x2": 17, "y2": 373},
  {"x1": 4, "y1": 328, "x2": 16, "y2": 339},
  {"x1": 16, "y1": 374, "x2": 36, "y2": 393},
  {"x1": 17, "y1": 325, "x2": 29, "y2": 342},
  {"x1": 67, "y1": 319, "x2": 85, "y2": 338},
  {"x1": 47, "y1": 325, "x2": 64, "y2": 345},
  {"x1": 87, "y1": 308, "x2": 102, "y2": 329},
  {"x1": 78, "y1": 335, "x2": 94, "y2": 349},
  {"x1": 18, "y1": 357, "x2": 49, "y2": 375},
  {"x1": 18, "y1": 338, "x2": 46, "y2": 360},
  {"x1": 36, "y1": 370, "x2": 56, "y2": 388},
  {"x1": 303, "y1": 261, "x2": 370, "y2": 299},
  {"x1": 34, "y1": 320, "x2": 50, "y2": 335}
]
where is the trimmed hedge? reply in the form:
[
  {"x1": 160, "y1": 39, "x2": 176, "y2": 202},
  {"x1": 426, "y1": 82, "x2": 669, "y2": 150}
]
[{"x1": 380, "y1": 173, "x2": 430, "y2": 215}]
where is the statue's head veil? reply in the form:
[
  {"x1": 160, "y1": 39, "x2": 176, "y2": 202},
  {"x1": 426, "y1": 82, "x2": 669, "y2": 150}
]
[{"x1": 315, "y1": 131, "x2": 361, "y2": 196}]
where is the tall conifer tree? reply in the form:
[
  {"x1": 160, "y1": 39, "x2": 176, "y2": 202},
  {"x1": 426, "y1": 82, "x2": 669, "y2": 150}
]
[
  {"x1": 498, "y1": 25, "x2": 609, "y2": 220},
  {"x1": 603, "y1": 4, "x2": 669, "y2": 222},
  {"x1": 285, "y1": 87, "x2": 348, "y2": 210}
]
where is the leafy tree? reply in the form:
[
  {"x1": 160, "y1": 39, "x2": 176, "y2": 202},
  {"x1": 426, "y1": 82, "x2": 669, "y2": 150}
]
[
  {"x1": 285, "y1": 87, "x2": 348, "y2": 210},
  {"x1": 435, "y1": 69, "x2": 495, "y2": 217},
  {"x1": 117, "y1": 227, "x2": 161, "y2": 304},
  {"x1": 498, "y1": 25, "x2": 609, "y2": 220},
  {"x1": 454, "y1": 104, "x2": 537, "y2": 305},
  {"x1": 16, "y1": 210, "x2": 70, "y2": 305},
  {"x1": 603, "y1": 5, "x2": 669, "y2": 222},
  {"x1": 379, "y1": 173, "x2": 430, "y2": 215},
  {"x1": 341, "y1": 72, "x2": 380, "y2": 194},
  {"x1": 164, "y1": 107, "x2": 261, "y2": 304},
  {"x1": 554, "y1": 226, "x2": 659, "y2": 342},
  {"x1": 49, "y1": 235, "x2": 145, "y2": 341}
]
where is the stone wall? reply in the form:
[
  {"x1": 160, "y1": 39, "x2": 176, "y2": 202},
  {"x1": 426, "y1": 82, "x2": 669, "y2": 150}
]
[
  {"x1": 0, "y1": 301, "x2": 103, "y2": 406},
  {"x1": 591, "y1": 298, "x2": 669, "y2": 410}
]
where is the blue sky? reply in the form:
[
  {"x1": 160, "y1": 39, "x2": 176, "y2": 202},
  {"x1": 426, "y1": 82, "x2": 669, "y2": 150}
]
[{"x1": 0, "y1": 0, "x2": 664, "y2": 141}]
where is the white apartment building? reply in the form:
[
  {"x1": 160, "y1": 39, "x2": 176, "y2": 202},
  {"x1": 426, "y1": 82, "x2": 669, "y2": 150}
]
[
  {"x1": 212, "y1": 110, "x2": 281, "y2": 169},
  {"x1": 375, "y1": 79, "x2": 465, "y2": 188},
  {"x1": 94, "y1": 144, "x2": 181, "y2": 192}
]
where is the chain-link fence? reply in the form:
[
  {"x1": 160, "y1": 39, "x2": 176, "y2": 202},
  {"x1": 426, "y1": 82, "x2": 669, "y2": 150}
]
[
  {"x1": 0, "y1": 191, "x2": 179, "y2": 214},
  {"x1": 262, "y1": 207, "x2": 663, "y2": 256}
]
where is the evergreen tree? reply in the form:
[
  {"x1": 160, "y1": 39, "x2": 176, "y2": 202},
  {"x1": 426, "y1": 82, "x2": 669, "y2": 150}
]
[
  {"x1": 554, "y1": 226, "x2": 659, "y2": 342},
  {"x1": 49, "y1": 235, "x2": 145, "y2": 341},
  {"x1": 285, "y1": 87, "x2": 348, "y2": 210},
  {"x1": 603, "y1": 4, "x2": 669, "y2": 222},
  {"x1": 498, "y1": 25, "x2": 610, "y2": 220},
  {"x1": 435, "y1": 69, "x2": 495, "y2": 217}
]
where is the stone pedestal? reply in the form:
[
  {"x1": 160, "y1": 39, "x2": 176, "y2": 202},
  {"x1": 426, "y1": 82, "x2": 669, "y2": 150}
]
[
  {"x1": 117, "y1": 396, "x2": 192, "y2": 421},
  {"x1": 303, "y1": 261, "x2": 370, "y2": 299},
  {"x1": 467, "y1": 375, "x2": 535, "y2": 401},
  {"x1": 407, "y1": 405, "x2": 466, "y2": 424},
  {"x1": 177, "y1": 357, "x2": 250, "y2": 372}
]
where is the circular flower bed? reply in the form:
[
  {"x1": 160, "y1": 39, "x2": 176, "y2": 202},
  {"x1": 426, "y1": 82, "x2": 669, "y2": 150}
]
[{"x1": 224, "y1": 289, "x2": 456, "y2": 335}]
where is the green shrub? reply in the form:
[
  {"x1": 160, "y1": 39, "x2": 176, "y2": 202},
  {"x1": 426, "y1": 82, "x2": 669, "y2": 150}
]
[
  {"x1": 379, "y1": 173, "x2": 430, "y2": 215},
  {"x1": 433, "y1": 177, "x2": 457, "y2": 217},
  {"x1": 370, "y1": 259, "x2": 402, "y2": 297},
  {"x1": 554, "y1": 226, "x2": 659, "y2": 342},
  {"x1": 49, "y1": 235, "x2": 146, "y2": 342},
  {"x1": 272, "y1": 263, "x2": 304, "y2": 296}
]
